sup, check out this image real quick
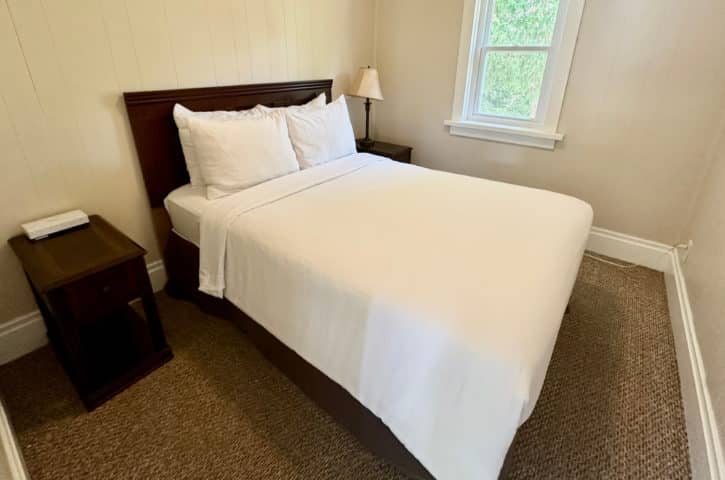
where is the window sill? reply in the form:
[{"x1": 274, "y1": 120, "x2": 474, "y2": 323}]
[{"x1": 444, "y1": 120, "x2": 564, "y2": 150}]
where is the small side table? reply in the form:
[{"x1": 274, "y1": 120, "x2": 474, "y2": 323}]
[
  {"x1": 8, "y1": 215, "x2": 172, "y2": 410},
  {"x1": 356, "y1": 140, "x2": 413, "y2": 164}
]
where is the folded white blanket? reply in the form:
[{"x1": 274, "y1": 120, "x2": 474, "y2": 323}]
[
  {"x1": 199, "y1": 154, "x2": 593, "y2": 479},
  {"x1": 199, "y1": 154, "x2": 377, "y2": 297}
]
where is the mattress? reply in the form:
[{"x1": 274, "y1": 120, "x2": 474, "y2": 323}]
[
  {"x1": 164, "y1": 184, "x2": 209, "y2": 247},
  {"x1": 197, "y1": 153, "x2": 593, "y2": 480}
]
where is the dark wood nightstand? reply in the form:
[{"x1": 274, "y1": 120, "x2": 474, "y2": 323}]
[
  {"x1": 356, "y1": 140, "x2": 412, "y2": 164},
  {"x1": 8, "y1": 215, "x2": 172, "y2": 410}
]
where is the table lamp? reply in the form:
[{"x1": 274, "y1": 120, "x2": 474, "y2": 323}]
[{"x1": 350, "y1": 66, "x2": 384, "y2": 149}]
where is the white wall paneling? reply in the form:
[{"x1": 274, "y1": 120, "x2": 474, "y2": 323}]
[{"x1": 0, "y1": 0, "x2": 375, "y2": 326}]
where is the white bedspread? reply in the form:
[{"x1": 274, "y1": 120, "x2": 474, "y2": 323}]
[{"x1": 199, "y1": 153, "x2": 593, "y2": 479}]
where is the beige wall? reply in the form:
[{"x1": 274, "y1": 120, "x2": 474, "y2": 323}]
[
  {"x1": 683, "y1": 125, "x2": 725, "y2": 442},
  {"x1": 0, "y1": 0, "x2": 374, "y2": 325},
  {"x1": 373, "y1": 0, "x2": 725, "y2": 245}
]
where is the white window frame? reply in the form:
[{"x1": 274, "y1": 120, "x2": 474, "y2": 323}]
[{"x1": 445, "y1": 0, "x2": 585, "y2": 149}]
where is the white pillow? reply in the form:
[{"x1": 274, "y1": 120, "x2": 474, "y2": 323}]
[
  {"x1": 187, "y1": 112, "x2": 299, "y2": 200},
  {"x1": 173, "y1": 104, "x2": 264, "y2": 187},
  {"x1": 255, "y1": 92, "x2": 326, "y2": 113},
  {"x1": 285, "y1": 95, "x2": 357, "y2": 169}
]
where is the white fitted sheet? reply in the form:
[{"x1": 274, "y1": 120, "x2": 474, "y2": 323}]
[
  {"x1": 198, "y1": 153, "x2": 593, "y2": 480},
  {"x1": 164, "y1": 184, "x2": 210, "y2": 246}
]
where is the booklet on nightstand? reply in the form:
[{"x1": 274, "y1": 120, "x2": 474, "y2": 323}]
[{"x1": 21, "y1": 210, "x2": 90, "y2": 240}]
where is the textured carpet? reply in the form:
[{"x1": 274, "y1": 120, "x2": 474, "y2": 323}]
[{"x1": 0, "y1": 257, "x2": 691, "y2": 479}]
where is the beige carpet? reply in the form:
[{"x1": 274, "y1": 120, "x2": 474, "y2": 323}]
[{"x1": 0, "y1": 257, "x2": 691, "y2": 479}]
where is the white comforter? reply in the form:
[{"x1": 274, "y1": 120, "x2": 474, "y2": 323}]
[{"x1": 199, "y1": 153, "x2": 593, "y2": 479}]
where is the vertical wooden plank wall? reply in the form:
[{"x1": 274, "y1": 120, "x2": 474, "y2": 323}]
[{"x1": 0, "y1": 0, "x2": 376, "y2": 324}]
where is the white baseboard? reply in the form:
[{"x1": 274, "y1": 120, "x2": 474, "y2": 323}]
[
  {"x1": 0, "y1": 398, "x2": 28, "y2": 480},
  {"x1": 587, "y1": 227, "x2": 673, "y2": 273},
  {"x1": 586, "y1": 226, "x2": 723, "y2": 479},
  {"x1": 0, "y1": 261, "x2": 167, "y2": 366},
  {"x1": 0, "y1": 312, "x2": 46, "y2": 367},
  {"x1": 146, "y1": 260, "x2": 168, "y2": 293},
  {"x1": 665, "y1": 250, "x2": 724, "y2": 480}
]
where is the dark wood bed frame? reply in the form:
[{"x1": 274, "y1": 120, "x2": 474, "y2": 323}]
[{"x1": 124, "y1": 80, "x2": 514, "y2": 479}]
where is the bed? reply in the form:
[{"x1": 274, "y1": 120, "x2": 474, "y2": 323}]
[{"x1": 124, "y1": 80, "x2": 593, "y2": 480}]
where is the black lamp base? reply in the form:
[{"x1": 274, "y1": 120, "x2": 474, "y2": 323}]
[{"x1": 359, "y1": 97, "x2": 375, "y2": 150}]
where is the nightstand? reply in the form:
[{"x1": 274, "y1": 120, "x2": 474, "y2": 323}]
[
  {"x1": 8, "y1": 215, "x2": 172, "y2": 410},
  {"x1": 356, "y1": 140, "x2": 413, "y2": 164}
]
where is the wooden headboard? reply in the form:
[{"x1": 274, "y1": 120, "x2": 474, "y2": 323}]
[{"x1": 123, "y1": 79, "x2": 333, "y2": 208}]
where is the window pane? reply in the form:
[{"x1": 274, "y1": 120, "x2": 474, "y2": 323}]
[
  {"x1": 479, "y1": 50, "x2": 548, "y2": 119},
  {"x1": 488, "y1": 0, "x2": 560, "y2": 47}
]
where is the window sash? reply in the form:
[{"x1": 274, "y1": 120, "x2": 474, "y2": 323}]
[
  {"x1": 467, "y1": 0, "x2": 565, "y2": 124},
  {"x1": 483, "y1": 46, "x2": 550, "y2": 51},
  {"x1": 473, "y1": 47, "x2": 552, "y2": 121}
]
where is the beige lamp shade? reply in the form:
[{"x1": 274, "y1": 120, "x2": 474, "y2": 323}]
[{"x1": 350, "y1": 67, "x2": 384, "y2": 101}]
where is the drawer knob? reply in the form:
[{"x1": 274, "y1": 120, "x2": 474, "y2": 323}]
[{"x1": 102, "y1": 285, "x2": 111, "y2": 294}]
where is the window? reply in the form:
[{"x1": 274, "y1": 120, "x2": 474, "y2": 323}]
[{"x1": 446, "y1": 0, "x2": 585, "y2": 149}]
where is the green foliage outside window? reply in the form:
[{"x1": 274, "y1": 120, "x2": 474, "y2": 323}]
[
  {"x1": 480, "y1": 51, "x2": 548, "y2": 118},
  {"x1": 479, "y1": 0, "x2": 560, "y2": 119},
  {"x1": 489, "y1": 0, "x2": 560, "y2": 46}
]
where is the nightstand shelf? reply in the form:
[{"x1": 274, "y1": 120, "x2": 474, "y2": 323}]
[
  {"x1": 356, "y1": 140, "x2": 413, "y2": 164},
  {"x1": 9, "y1": 215, "x2": 172, "y2": 410},
  {"x1": 80, "y1": 305, "x2": 152, "y2": 387}
]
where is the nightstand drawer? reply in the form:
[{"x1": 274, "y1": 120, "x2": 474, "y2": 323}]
[{"x1": 64, "y1": 261, "x2": 140, "y2": 321}]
